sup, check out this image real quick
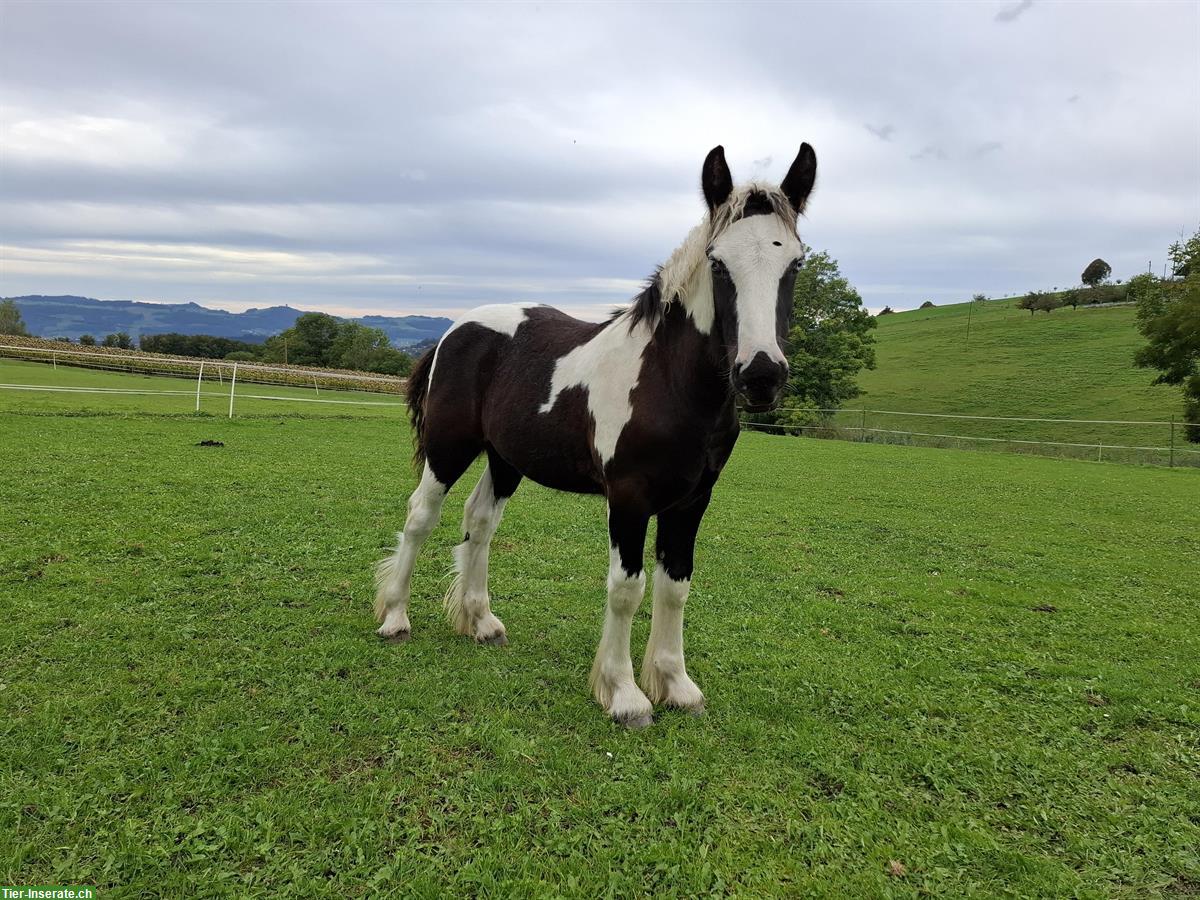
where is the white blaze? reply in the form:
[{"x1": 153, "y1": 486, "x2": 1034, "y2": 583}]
[{"x1": 708, "y1": 215, "x2": 801, "y2": 368}]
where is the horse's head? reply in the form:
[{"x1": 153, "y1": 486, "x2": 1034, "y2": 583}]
[{"x1": 702, "y1": 144, "x2": 816, "y2": 412}]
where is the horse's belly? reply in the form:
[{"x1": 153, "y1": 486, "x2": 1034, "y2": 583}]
[{"x1": 489, "y1": 419, "x2": 605, "y2": 495}]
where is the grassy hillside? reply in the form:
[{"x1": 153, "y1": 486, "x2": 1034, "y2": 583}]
[
  {"x1": 2, "y1": 395, "x2": 1197, "y2": 895},
  {"x1": 854, "y1": 298, "x2": 1186, "y2": 449}
]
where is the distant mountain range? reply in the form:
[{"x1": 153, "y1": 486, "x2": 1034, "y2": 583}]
[{"x1": 4, "y1": 295, "x2": 453, "y2": 348}]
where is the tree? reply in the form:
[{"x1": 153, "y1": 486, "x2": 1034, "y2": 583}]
[
  {"x1": 55, "y1": 336, "x2": 71, "y2": 343},
  {"x1": 1134, "y1": 271, "x2": 1200, "y2": 442},
  {"x1": 1018, "y1": 290, "x2": 1059, "y2": 314},
  {"x1": 1168, "y1": 225, "x2": 1200, "y2": 278},
  {"x1": 1035, "y1": 292, "x2": 1061, "y2": 313},
  {"x1": 1081, "y1": 258, "x2": 1112, "y2": 287},
  {"x1": 0, "y1": 299, "x2": 29, "y2": 336},
  {"x1": 78, "y1": 334, "x2": 96, "y2": 346},
  {"x1": 750, "y1": 247, "x2": 876, "y2": 430},
  {"x1": 330, "y1": 322, "x2": 391, "y2": 371},
  {"x1": 877, "y1": 306, "x2": 894, "y2": 316},
  {"x1": 1060, "y1": 288, "x2": 1083, "y2": 310},
  {"x1": 262, "y1": 312, "x2": 341, "y2": 366},
  {"x1": 102, "y1": 332, "x2": 133, "y2": 349},
  {"x1": 972, "y1": 293, "x2": 988, "y2": 303},
  {"x1": 919, "y1": 300, "x2": 935, "y2": 309}
]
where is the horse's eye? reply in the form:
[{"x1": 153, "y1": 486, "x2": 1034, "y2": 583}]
[{"x1": 772, "y1": 241, "x2": 782, "y2": 247}]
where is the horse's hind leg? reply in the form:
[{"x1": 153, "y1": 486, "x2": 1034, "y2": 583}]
[
  {"x1": 374, "y1": 463, "x2": 452, "y2": 640},
  {"x1": 444, "y1": 449, "x2": 521, "y2": 645}
]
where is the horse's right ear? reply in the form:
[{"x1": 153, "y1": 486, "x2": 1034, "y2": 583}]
[{"x1": 701, "y1": 145, "x2": 733, "y2": 212}]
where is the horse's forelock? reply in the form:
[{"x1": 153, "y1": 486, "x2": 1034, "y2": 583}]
[{"x1": 651, "y1": 183, "x2": 795, "y2": 320}]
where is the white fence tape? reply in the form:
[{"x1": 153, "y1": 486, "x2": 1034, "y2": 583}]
[{"x1": 0, "y1": 382, "x2": 406, "y2": 407}]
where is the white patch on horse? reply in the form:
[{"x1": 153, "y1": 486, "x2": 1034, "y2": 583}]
[
  {"x1": 374, "y1": 464, "x2": 448, "y2": 638},
  {"x1": 443, "y1": 465, "x2": 509, "y2": 644},
  {"x1": 589, "y1": 544, "x2": 652, "y2": 725},
  {"x1": 641, "y1": 568, "x2": 704, "y2": 710},
  {"x1": 538, "y1": 318, "x2": 652, "y2": 464},
  {"x1": 709, "y1": 214, "x2": 802, "y2": 367},
  {"x1": 429, "y1": 302, "x2": 541, "y2": 384},
  {"x1": 654, "y1": 181, "x2": 797, "y2": 336}
]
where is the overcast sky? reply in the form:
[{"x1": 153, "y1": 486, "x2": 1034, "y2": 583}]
[{"x1": 2, "y1": 0, "x2": 1197, "y2": 319}]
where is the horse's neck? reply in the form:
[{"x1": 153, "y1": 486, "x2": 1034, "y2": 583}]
[{"x1": 644, "y1": 302, "x2": 734, "y2": 419}]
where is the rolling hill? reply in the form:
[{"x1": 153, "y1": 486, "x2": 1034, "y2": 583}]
[{"x1": 852, "y1": 297, "x2": 1187, "y2": 449}]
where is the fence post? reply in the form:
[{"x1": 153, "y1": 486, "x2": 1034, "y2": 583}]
[
  {"x1": 1169, "y1": 416, "x2": 1175, "y2": 468},
  {"x1": 195, "y1": 361, "x2": 205, "y2": 412},
  {"x1": 228, "y1": 363, "x2": 238, "y2": 419},
  {"x1": 1097, "y1": 443, "x2": 1103, "y2": 463},
  {"x1": 859, "y1": 408, "x2": 868, "y2": 442},
  {"x1": 52, "y1": 351, "x2": 57, "y2": 370},
  {"x1": 313, "y1": 376, "x2": 319, "y2": 397}
]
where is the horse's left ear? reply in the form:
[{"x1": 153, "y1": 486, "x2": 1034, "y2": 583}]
[
  {"x1": 781, "y1": 143, "x2": 817, "y2": 214},
  {"x1": 701, "y1": 145, "x2": 734, "y2": 212}
]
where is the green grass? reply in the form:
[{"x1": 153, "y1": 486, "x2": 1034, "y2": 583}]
[
  {"x1": 0, "y1": 358, "x2": 401, "y2": 419},
  {"x1": 2, "y1": 372, "x2": 1198, "y2": 896},
  {"x1": 854, "y1": 299, "x2": 1187, "y2": 451}
]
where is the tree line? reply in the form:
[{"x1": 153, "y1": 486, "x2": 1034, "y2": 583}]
[{"x1": 0, "y1": 308, "x2": 414, "y2": 377}]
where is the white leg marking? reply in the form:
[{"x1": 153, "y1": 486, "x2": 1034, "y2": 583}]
[
  {"x1": 641, "y1": 567, "x2": 704, "y2": 711},
  {"x1": 444, "y1": 466, "x2": 509, "y2": 644},
  {"x1": 374, "y1": 464, "x2": 447, "y2": 637},
  {"x1": 590, "y1": 546, "x2": 653, "y2": 726}
]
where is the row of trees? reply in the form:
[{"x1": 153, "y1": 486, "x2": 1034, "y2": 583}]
[
  {"x1": 140, "y1": 333, "x2": 261, "y2": 359},
  {"x1": 0, "y1": 303, "x2": 415, "y2": 377}
]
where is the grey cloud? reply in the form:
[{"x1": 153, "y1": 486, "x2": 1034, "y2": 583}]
[
  {"x1": 970, "y1": 141, "x2": 1004, "y2": 158},
  {"x1": 995, "y1": 0, "x2": 1034, "y2": 23},
  {"x1": 910, "y1": 145, "x2": 949, "y2": 161},
  {"x1": 1, "y1": 0, "x2": 1197, "y2": 316},
  {"x1": 1067, "y1": 94, "x2": 1081, "y2": 103}
]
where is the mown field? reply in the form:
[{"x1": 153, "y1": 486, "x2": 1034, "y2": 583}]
[
  {"x1": 853, "y1": 298, "x2": 1188, "y2": 453},
  {"x1": 2, "y1": 364, "x2": 1199, "y2": 897},
  {"x1": 0, "y1": 357, "x2": 399, "y2": 419}
]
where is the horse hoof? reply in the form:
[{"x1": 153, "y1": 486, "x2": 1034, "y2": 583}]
[
  {"x1": 379, "y1": 629, "x2": 411, "y2": 643},
  {"x1": 618, "y1": 713, "x2": 654, "y2": 730},
  {"x1": 479, "y1": 632, "x2": 508, "y2": 647}
]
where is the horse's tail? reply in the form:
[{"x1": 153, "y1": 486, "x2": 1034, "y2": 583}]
[{"x1": 406, "y1": 347, "x2": 436, "y2": 471}]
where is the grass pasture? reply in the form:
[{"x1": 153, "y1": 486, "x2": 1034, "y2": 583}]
[
  {"x1": 853, "y1": 299, "x2": 1189, "y2": 457},
  {"x1": 2, "y1": 361, "x2": 1199, "y2": 897}
]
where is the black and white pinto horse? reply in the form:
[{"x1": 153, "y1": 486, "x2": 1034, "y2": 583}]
[{"x1": 375, "y1": 144, "x2": 817, "y2": 727}]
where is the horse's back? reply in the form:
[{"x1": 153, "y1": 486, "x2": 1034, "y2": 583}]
[{"x1": 423, "y1": 303, "x2": 608, "y2": 492}]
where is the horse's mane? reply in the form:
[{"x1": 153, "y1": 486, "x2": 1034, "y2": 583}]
[{"x1": 621, "y1": 181, "x2": 797, "y2": 330}]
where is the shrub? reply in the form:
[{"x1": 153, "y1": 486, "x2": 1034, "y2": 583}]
[{"x1": 919, "y1": 300, "x2": 935, "y2": 309}]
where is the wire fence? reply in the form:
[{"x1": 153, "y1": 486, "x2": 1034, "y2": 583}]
[
  {"x1": 0, "y1": 343, "x2": 406, "y2": 417},
  {"x1": 2, "y1": 345, "x2": 1196, "y2": 467},
  {"x1": 0, "y1": 341, "x2": 406, "y2": 394},
  {"x1": 743, "y1": 407, "x2": 1200, "y2": 468}
]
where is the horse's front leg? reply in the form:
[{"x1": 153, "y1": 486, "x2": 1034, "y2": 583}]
[
  {"x1": 589, "y1": 503, "x2": 654, "y2": 729},
  {"x1": 641, "y1": 486, "x2": 712, "y2": 714}
]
